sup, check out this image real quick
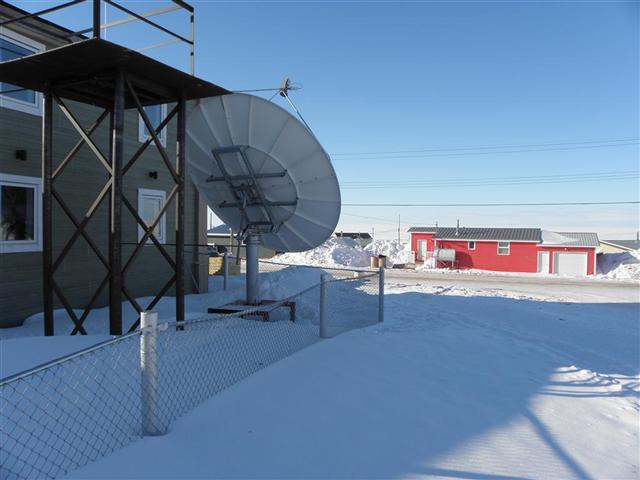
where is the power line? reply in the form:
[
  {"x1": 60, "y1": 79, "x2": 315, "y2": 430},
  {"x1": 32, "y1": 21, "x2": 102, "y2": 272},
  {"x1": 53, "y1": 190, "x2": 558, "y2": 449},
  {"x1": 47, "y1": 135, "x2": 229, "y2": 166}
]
[
  {"x1": 342, "y1": 201, "x2": 640, "y2": 207},
  {"x1": 341, "y1": 171, "x2": 640, "y2": 189},
  {"x1": 341, "y1": 212, "x2": 410, "y2": 225},
  {"x1": 340, "y1": 212, "x2": 429, "y2": 226},
  {"x1": 331, "y1": 138, "x2": 640, "y2": 157},
  {"x1": 331, "y1": 142, "x2": 639, "y2": 161},
  {"x1": 342, "y1": 170, "x2": 637, "y2": 185}
]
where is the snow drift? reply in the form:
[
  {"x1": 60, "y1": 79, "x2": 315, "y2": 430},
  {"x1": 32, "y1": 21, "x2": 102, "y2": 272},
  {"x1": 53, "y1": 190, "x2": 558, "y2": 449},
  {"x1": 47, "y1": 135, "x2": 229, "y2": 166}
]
[
  {"x1": 363, "y1": 239, "x2": 411, "y2": 266},
  {"x1": 270, "y1": 237, "x2": 411, "y2": 268},
  {"x1": 597, "y1": 250, "x2": 640, "y2": 280}
]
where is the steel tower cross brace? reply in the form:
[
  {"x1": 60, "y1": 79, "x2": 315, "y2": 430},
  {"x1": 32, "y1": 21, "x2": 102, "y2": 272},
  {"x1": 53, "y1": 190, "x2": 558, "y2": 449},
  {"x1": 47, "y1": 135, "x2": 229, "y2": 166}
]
[{"x1": 40, "y1": 71, "x2": 187, "y2": 336}]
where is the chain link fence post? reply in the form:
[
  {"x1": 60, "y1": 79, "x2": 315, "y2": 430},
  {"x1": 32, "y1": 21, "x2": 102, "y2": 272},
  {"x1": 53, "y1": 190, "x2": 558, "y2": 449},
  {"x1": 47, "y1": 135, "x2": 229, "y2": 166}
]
[
  {"x1": 319, "y1": 273, "x2": 329, "y2": 338},
  {"x1": 141, "y1": 310, "x2": 163, "y2": 436},
  {"x1": 378, "y1": 266, "x2": 385, "y2": 323}
]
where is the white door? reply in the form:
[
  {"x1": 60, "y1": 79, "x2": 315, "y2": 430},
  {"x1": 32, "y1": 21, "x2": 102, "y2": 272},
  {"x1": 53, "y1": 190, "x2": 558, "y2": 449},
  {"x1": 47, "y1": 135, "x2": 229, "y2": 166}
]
[
  {"x1": 537, "y1": 252, "x2": 550, "y2": 273},
  {"x1": 417, "y1": 240, "x2": 427, "y2": 261},
  {"x1": 554, "y1": 252, "x2": 588, "y2": 276}
]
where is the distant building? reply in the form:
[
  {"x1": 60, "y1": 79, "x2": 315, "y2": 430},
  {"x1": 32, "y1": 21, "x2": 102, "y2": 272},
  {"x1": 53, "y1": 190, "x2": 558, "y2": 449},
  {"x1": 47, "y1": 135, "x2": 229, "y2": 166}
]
[
  {"x1": 408, "y1": 225, "x2": 599, "y2": 276},
  {"x1": 335, "y1": 232, "x2": 373, "y2": 248},
  {"x1": 207, "y1": 225, "x2": 275, "y2": 258},
  {"x1": 599, "y1": 236, "x2": 640, "y2": 253}
]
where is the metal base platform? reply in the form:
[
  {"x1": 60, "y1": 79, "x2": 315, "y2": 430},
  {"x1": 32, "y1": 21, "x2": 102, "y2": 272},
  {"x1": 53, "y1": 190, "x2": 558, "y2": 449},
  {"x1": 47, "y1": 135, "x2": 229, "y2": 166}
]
[{"x1": 208, "y1": 300, "x2": 296, "y2": 322}]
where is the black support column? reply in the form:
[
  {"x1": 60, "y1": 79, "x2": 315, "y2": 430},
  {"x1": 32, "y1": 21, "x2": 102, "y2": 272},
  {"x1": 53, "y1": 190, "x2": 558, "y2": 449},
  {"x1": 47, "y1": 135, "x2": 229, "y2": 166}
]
[
  {"x1": 176, "y1": 93, "x2": 186, "y2": 329},
  {"x1": 42, "y1": 89, "x2": 54, "y2": 336},
  {"x1": 109, "y1": 68, "x2": 125, "y2": 335}
]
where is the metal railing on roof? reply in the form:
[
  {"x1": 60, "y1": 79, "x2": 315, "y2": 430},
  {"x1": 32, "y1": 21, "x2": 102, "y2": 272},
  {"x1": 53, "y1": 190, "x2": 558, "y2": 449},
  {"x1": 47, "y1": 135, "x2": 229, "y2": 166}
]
[{"x1": 0, "y1": 0, "x2": 195, "y2": 74}]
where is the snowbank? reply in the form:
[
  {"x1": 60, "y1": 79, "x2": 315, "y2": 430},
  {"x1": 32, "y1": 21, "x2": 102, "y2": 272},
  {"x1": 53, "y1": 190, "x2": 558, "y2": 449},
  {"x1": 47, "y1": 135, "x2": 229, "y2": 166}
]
[
  {"x1": 363, "y1": 239, "x2": 411, "y2": 266},
  {"x1": 597, "y1": 250, "x2": 640, "y2": 280},
  {"x1": 270, "y1": 237, "x2": 371, "y2": 268},
  {"x1": 270, "y1": 237, "x2": 411, "y2": 268}
]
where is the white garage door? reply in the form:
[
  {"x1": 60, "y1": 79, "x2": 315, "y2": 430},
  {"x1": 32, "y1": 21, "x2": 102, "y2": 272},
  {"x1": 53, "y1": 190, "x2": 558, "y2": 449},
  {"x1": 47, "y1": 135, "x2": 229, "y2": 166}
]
[{"x1": 554, "y1": 252, "x2": 588, "y2": 276}]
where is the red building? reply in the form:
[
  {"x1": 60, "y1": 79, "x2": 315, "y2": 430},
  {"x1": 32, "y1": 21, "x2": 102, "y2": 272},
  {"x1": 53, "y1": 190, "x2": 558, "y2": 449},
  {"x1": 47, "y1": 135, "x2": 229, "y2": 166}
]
[{"x1": 409, "y1": 226, "x2": 599, "y2": 276}]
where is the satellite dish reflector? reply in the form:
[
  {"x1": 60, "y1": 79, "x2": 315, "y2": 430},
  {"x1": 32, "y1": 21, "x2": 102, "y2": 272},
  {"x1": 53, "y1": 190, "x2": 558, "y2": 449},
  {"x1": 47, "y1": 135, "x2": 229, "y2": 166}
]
[{"x1": 186, "y1": 93, "x2": 340, "y2": 253}]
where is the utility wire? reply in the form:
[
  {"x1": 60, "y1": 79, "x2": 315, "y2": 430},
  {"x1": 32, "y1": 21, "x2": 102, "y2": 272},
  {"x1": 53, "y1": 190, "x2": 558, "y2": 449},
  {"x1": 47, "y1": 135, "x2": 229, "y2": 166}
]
[
  {"x1": 332, "y1": 142, "x2": 639, "y2": 161},
  {"x1": 342, "y1": 201, "x2": 640, "y2": 207},
  {"x1": 341, "y1": 212, "x2": 415, "y2": 225},
  {"x1": 342, "y1": 170, "x2": 637, "y2": 185},
  {"x1": 330, "y1": 138, "x2": 640, "y2": 157},
  {"x1": 341, "y1": 172, "x2": 639, "y2": 189}
]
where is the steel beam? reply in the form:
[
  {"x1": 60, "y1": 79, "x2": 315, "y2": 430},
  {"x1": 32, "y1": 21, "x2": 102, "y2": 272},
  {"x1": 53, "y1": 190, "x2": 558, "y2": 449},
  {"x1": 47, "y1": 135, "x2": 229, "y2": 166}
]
[
  {"x1": 122, "y1": 105, "x2": 178, "y2": 175},
  {"x1": 52, "y1": 109, "x2": 110, "y2": 180},
  {"x1": 121, "y1": 187, "x2": 178, "y2": 272},
  {"x1": 205, "y1": 171, "x2": 286, "y2": 183},
  {"x1": 42, "y1": 89, "x2": 54, "y2": 337},
  {"x1": 53, "y1": 94, "x2": 112, "y2": 174},
  {"x1": 127, "y1": 78, "x2": 179, "y2": 181},
  {"x1": 218, "y1": 200, "x2": 297, "y2": 208},
  {"x1": 93, "y1": 0, "x2": 101, "y2": 38},
  {"x1": 109, "y1": 68, "x2": 125, "y2": 336},
  {"x1": 52, "y1": 279, "x2": 87, "y2": 335},
  {"x1": 51, "y1": 183, "x2": 111, "y2": 273},
  {"x1": 176, "y1": 93, "x2": 186, "y2": 329}
]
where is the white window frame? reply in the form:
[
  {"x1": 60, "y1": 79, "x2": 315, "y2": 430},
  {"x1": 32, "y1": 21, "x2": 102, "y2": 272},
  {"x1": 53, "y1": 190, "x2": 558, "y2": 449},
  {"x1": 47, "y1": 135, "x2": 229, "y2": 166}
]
[
  {"x1": 138, "y1": 104, "x2": 167, "y2": 146},
  {"x1": 497, "y1": 241, "x2": 510, "y2": 255},
  {"x1": 0, "y1": 173, "x2": 42, "y2": 253},
  {"x1": 137, "y1": 188, "x2": 166, "y2": 244},
  {"x1": 0, "y1": 29, "x2": 44, "y2": 116},
  {"x1": 468, "y1": 241, "x2": 476, "y2": 250}
]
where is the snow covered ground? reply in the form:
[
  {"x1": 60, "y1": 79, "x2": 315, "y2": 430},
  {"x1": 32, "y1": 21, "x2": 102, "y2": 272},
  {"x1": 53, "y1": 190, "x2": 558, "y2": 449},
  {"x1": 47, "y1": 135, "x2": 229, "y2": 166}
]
[
  {"x1": 2, "y1": 258, "x2": 638, "y2": 479},
  {"x1": 0, "y1": 267, "x2": 325, "y2": 378},
  {"x1": 56, "y1": 274, "x2": 639, "y2": 480}
]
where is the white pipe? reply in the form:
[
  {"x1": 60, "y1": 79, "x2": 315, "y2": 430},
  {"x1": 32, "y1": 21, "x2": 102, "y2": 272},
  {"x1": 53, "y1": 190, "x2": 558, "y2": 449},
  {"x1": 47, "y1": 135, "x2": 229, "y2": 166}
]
[
  {"x1": 378, "y1": 267, "x2": 385, "y2": 323},
  {"x1": 319, "y1": 273, "x2": 329, "y2": 338},
  {"x1": 246, "y1": 234, "x2": 260, "y2": 305},
  {"x1": 140, "y1": 311, "x2": 163, "y2": 436},
  {"x1": 223, "y1": 252, "x2": 229, "y2": 291}
]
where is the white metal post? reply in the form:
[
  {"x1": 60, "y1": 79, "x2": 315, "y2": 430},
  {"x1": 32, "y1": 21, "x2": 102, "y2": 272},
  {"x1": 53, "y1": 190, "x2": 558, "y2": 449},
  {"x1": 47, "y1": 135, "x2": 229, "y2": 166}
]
[
  {"x1": 141, "y1": 310, "x2": 163, "y2": 436},
  {"x1": 378, "y1": 266, "x2": 385, "y2": 323},
  {"x1": 319, "y1": 273, "x2": 329, "y2": 338},
  {"x1": 223, "y1": 252, "x2": 228, "y2": 291}
]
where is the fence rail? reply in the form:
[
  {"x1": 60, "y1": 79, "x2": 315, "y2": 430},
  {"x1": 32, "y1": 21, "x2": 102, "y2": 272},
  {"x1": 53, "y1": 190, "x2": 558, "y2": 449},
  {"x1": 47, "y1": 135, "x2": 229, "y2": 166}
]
[{"x1": 1, "y1": 266, "x2": 384, "y2": 480}]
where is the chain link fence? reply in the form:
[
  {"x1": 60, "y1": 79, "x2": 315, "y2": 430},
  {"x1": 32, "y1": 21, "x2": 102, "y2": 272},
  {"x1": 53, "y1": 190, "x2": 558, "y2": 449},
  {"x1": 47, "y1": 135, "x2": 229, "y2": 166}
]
[{"x1": 1, "y1": 265, "x2": 383, "y2": 480}]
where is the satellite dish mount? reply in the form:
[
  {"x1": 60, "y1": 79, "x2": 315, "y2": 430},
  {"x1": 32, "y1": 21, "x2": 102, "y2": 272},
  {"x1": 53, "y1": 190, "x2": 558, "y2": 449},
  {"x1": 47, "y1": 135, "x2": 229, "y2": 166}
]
[
  {"x1": 207, "y1": 144, "x2": 297, "y2": 305},
  {"x1": 187, "y1": 93, "x2": 341, "y2": 317}
]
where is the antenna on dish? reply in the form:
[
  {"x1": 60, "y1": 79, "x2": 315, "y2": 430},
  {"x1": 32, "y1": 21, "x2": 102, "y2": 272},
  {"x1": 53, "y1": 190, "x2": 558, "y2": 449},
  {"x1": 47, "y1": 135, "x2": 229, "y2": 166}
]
[
  {"x1": 276, "y1": 78, "x2": 314, "y2": 134},
  {"x1": 278, "y1": 77, "x2": 301, "y2": 97}
]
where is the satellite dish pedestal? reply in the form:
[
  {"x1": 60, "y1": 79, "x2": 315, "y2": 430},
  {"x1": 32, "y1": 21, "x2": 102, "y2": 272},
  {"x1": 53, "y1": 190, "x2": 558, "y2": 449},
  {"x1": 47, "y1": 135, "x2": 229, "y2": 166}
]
[{"x1": 245, "y1": 234, "x2": 261, "y2": 305}]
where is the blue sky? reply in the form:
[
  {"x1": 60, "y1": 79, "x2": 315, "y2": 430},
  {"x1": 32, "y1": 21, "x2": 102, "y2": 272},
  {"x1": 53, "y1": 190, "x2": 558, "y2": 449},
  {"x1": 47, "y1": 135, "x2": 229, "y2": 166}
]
[{"x1": 17, "y1": 0, "x2": 639, "y2": 239}]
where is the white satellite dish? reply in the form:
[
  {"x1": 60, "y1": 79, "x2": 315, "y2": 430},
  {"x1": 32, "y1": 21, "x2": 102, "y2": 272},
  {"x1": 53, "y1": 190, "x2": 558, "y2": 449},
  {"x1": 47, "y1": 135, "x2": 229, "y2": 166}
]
[{"x1": 186, "y1": 93, "x2": 340, "y2": 305}]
